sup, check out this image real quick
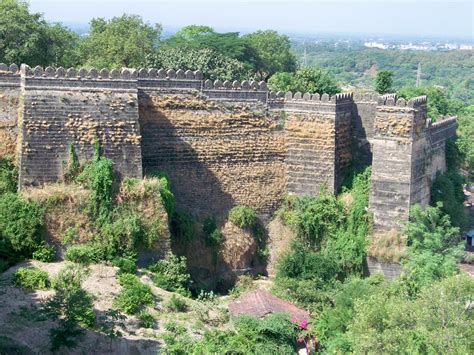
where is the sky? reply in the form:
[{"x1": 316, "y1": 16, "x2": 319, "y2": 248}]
[{"x1": 28, "y1": 0, "x2": 474, "y2": 39}]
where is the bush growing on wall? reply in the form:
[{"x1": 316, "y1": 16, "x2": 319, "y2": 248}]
[{"x1": 228, "y1": 205, "x2": 258, "y2": 228}]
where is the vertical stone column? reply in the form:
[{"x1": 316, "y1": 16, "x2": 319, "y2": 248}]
[
  {"x1": 279, "y1": 92, "x2": 353, "y2": 196},
  {"x1": 369, "y1": 95, "x2": 428, "y2": 231}
]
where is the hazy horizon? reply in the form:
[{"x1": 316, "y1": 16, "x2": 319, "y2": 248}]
[{"x1": 28, "y1": 0, "x2": 474, "y2": 41}]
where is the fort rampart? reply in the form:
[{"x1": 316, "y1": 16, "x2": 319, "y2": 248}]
[{"x1": 0, "y1": 64, "x2": 457, "y2": 228}]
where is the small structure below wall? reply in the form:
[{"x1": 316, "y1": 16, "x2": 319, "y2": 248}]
[
  {"x1": 228, "y1": 289, "x2": 309, "y2": 324},
  {"x1": 365, "y1": 257, "x2": 402, "y2": 281}
]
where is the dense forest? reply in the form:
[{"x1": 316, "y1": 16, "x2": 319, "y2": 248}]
[
  {"x1": 292, "y1": 42, "x2": 474, "y2": 101},
  {"x1": 0, "y1": 0, "x2": 473, "y2": 353}
]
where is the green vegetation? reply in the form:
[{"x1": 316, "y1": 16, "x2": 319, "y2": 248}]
[
  {"x1": 148, "y1": 253, "x2": 191, "y2": 297},
  {"x1": 228, "y1": 205, "x2": 258, "y2": 228},
  {"x1": 375, "y1": 70, "x2": 394, "y2": 94},
  {"x1": 12, "y1": 267, "x2": 50, "y2": 289},
  {"x1": 170, "y1": 211, "x2": 195, "y2": 242},
  {"x1": 114, "y1": 273, "x2": 154, "y2": 315},
  {"x1": 202, "y1": 218, "x2": 223, "y2": 248},
  {"x1": 165, "y1": 294, "x2": 187, "y2": 313},
  {"x1": 273, "y1": 169, "x2": 371, "y2": 314},
  {"x1": 398, "y1": 85, "x2": 453, "y2": 120},
  {"x1": 162, "y1": 312, "x2": 299, "y2": 354},
  {"x1": 268, "y1": 67, "x2": 340, "y2": 94},
  {"x1": 0, "y1": 155, "x2": 17, "y2": 195},
  {"x1": 138, "y1": 310, "x2": 155, "y2": 328},
  {"x1": 32, "y1": 242, "x2": 56, "y2": 262},
  {"x1": 45, "y1": 265, "x2": 95, "y2": 351},
  {"x1": 0, "y1": 192, "x2": 44, "y2": 270},
  {"x1": 0, "y1": 0, "x2": 80, "y2": 66},
  {"x1": 79, "y1": 14, "x2": 161, "y2": 68},
  {"x1": 431, "y1": 170, "x2": 467, "y2": 229},
  {"x1": 64, "y1": 243, "x2": 106, "y2": 264},
  {"x1": 295, "y1": 196, "x2": 468, "y2": 353},
  {"x1": 147, "y1": 46, "x2": 249, "y2": 81},
  {"x1": 401, "y1": 203, "x2": 463, "y2": 295},
  {"x1": 47, "y1": 265, "x2": 96, "y2": 328},
  {"x1": 112, "y1": 255, "x2": 137, "y2": 274},
  {"x1": 347, "y1": 275, "x2": 473, "y2": 354},
  {"x1": 293, "y1": 42, "x2": 474, "y2": 101}
]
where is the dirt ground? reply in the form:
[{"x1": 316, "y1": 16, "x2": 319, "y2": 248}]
[{"x1": 0, "y1": 261, "x2": 162, "y2": 354}]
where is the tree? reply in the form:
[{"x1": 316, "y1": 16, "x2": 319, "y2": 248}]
[
  {"x1": 79, "y1": 15, "x2": 161, "y2": 68},
  {"x1": 375, "y1": 70, "x2": 394, "y2": 94},
  {"x1": 242, "y1": 30, "x2": 297, "y2": 80},
  {"x1": 146, "y1": 46, "x2": 248, "y2": 81},
  {"x1": 400, "y1": 203, "x2": 463, "y2": 294},
  {"x1": 0, "y1": 0, "x2": 79, "y2": 66},
  {"x1": 456, "y1": 104, "x2": 474, "y2": 177},
  {"x1": 165, "y1": 25, "x2": 248, "y2": 63},
  {"x1": 398, "y1": 85, "x2": 449, "y2": 120},
  {"x1": 268, "y1": 68, "x2": 341, "y2": 95},
  {"x1": 347, "y1": 275, "x2": 474, "y2": 354}
]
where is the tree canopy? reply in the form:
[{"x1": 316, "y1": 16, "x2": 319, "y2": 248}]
[
  {"x1": 0, "y1": 0, "x2": 79, "y2": 66},
  {"x1": 374, "y1": 70, "x2": 394, "y2": 94},
  {"x1": 79, "y1": 15, "x2": 162, "y2": 69},
  {"x1": 268, "y1": 67, "x2": 341, "y2": 95},
  {"x1": 242, "y1": 30, "x2": 297, "y2": 80}
]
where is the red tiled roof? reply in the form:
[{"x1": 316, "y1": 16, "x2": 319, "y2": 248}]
[{"x1": 228, "y1": 289, "x2": 310, "y2": 324}]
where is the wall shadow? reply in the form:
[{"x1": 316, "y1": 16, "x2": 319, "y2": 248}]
[
  {"x1": 138, "y1": 94, "x2": 273, "y2": 289},
  {"x1": 351, "y1": 102, "x2": 374, "y2": 170}
]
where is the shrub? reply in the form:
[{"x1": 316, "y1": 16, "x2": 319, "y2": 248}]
[
  {"x1": 64, "y1": 243, "x2": 106, "y2": 264},
  {"x1": 46, "y1": 265, "x2": 96, "y2": 328},
  {"x1": 0, "y1": 155, "x2": 17, "y2": 195},
  {"x1": 228, "y1": 205, "x2": 257, "y2": 228},
  {"x1": 61, "y1": 227, "x2": 78, "y2": 245},
  {"x1": 49, "y1": 319, "x2": 84, "y2": 352},
  {"x1": 32, "y1": 242, "x2": 56, "y2": 262},
  {"x1": 99, "y1": 211, "x2": 143, "y2": 257},
  {"x1": 165, "y1": 294, "x2": 187, "y2": 312},
  {"x1": 430, "y1": 170, "x2": 467, "y2": 229},
  {"x1": 202, "y1": 218, "x2": 223, "y2": 247},
  {"x1": 12, "y1": 267, "x2": 50, "y2": 289},
  {"x1": 149, "y1": 253, "x2": 191, "y2": 296},
  {"x1": 276, "y1": 194, "x2": 299, "y2": 226},
  {"x1": 0, "y1": 193, "x2": 44, "y2": 257},
  {"x1": 112, "y1": 255, "x2": 137, "y2": 274},
  {"x1": 114, "y1": 273, "x2": 154, "y2": 315},
  {"x1": 138, "y1": 310, "x2": 155, "y2": 328},
  {"x1": 76, "y1": 153, "x2": 114, "y2": 225}
]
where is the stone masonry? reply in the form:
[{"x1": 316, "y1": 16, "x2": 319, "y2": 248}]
[{"x1": 0, "y1": 63, "x2": 457, "y2": 228}]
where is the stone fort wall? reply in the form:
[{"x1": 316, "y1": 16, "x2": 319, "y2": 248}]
[{"x1": 0, "y1": 63, "x2": 457, "y2": 228}]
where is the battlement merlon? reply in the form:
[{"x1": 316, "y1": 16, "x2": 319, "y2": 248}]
[
  {"x1": 374, "y1": 95, "x2": 428, "y2": 140},
  {"x1": 0, "y1": 63, "x2": 20, "y2": 88}
]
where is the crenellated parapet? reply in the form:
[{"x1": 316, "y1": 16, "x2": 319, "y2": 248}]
[
  {"x1": 201, "y1": 79, "x2": 268, "y2": 102},
  {"x1": 20, "y1": 65, "x2": 138, "y2": 92},
  {"x1": 428, "y1": 116, "x2": 457, "y2": 148},
  {"x1": 268, "y1": 91, "x2": 354, "y2": 115},
  {"x1": 377, "y1": 94, "x2": 427, "y2": 108},
  {"x1": 137, "y1": 68, "x2": 203, "y2": 92}
]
